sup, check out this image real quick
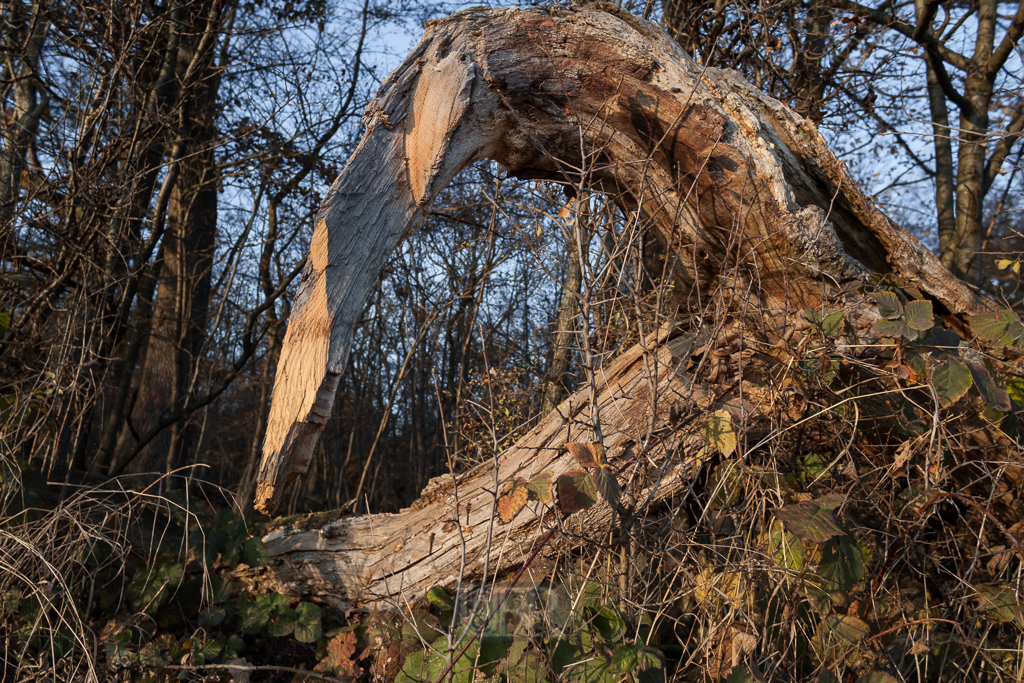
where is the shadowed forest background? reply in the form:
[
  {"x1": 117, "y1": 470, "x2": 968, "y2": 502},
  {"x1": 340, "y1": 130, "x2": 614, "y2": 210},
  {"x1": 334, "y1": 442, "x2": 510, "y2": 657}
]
[{"x1": 3, "y1": 0, "x2": 1024, "y2": 680}]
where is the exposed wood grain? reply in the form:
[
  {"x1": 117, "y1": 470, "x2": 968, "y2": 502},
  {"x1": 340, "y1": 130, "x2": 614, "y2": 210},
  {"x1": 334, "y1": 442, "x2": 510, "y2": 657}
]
[
  {"x1": 236, "y1": 4, "x2": 1021, "y2": 614},
  {"x1": 255, "y1": 5, "x2": 994, "y2": 542},
  {"x1": 240, "y1": 325, "x2": 720, "y2": 610}
]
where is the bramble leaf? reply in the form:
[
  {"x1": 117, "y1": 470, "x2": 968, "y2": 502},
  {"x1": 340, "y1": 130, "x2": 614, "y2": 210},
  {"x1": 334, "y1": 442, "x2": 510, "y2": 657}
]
[
  {"x1": 238, "y1": 595, "x2": 269, "y2": 634},
  {"x1": 972, "y1": 310, "x2": 1024, "y2": 348},
  {"x1": 612, "y1": 644, "x2": 637, "y2": 673},
  {"x1": 858, "y1": 673, "x2": 898, "y2": 683},
  {"x1": 592, "y1": 467, "x2": 623, "y2": 512},
  {"x1": 803, "y1": 309, "x2": 846, "y2": 337},
  {"x1": 426, "y1": 586, "x2": 453, "y2": 611},
  {"x1": 315, "y1": 631, "x2": 360, "y2": 676},
  {"x1": 811, "y1": 614, "x2": 869, "y2": 662},
  {"x1": 241, "y1": 537, "x2": 267, "y2": 568},
  {"x1": 819, "y1": 536, "x2": 866, "y2": 591},
  {"x1": 873, "y1": 318, "x2": 912, "y2": 339},
  {"x1": 267, "y1": 607, "x2": 298, "y2": 637},
  {"x1": 966, "y1": 360, "x2": 1011, "y2": 411},
  {"x1": 976, "y1": 584, "x2": 1024, "y2": 627},
  {"x1": 498, "y1": 478, "x2": 529, "y2": 524},
  {"x1": 703, "y1": 409, "x2": 737, "y2": 457},
  {"x1": 294, "y1": 602, "x2": 323, "y2": 643},
  {"x1": 526, "y1": 471, "x2": 554, "y2": 504},
  {"x1": 772, "y1": 500, "x2": 844, "y2": 543},
  {"x1": 565, "y1": 442, "x2": 604, "y2": 468},
  {"x1": 904, "y1": 300, "x2": 934, "y2": 332},
  {"x1": 557, "y1": 470, "x2": 598, "y2": 515},
  {"x1": 725, "y1": 667, "x2": 758, "y2": 683},
  {"x1": 871, "y1": 291, "x2": 903, "y2": 319},
  {"x1": 816, "y1": 493, "x2": 845, "y2": 510},
  {"x1": 931, "y1": 357, "x2": 972, "y2": 406}
]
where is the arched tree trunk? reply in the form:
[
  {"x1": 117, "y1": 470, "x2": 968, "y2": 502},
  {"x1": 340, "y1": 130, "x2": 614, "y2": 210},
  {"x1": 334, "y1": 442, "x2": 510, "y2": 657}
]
[{"x1": 243, "y1": 5, "x2": 999, "y2": 609}]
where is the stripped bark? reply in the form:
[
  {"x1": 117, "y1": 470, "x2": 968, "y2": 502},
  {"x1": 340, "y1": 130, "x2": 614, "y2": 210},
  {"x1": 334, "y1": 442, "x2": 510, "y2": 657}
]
[
  {"x1": 247, "y1": 5, "x2": 1001, "y2": 606},
  {"x1": 241, "y1": 325, "x2": 718, "y2": 611}
]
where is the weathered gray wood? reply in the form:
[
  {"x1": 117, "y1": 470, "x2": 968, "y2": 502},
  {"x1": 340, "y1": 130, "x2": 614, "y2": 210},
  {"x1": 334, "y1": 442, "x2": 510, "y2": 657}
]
[
  {"x1": 240, "y1": 325, "x2": 721, "y2": 611},
  {"x1": 255, "y1": 4, "x2": 993, "y2": 517}
]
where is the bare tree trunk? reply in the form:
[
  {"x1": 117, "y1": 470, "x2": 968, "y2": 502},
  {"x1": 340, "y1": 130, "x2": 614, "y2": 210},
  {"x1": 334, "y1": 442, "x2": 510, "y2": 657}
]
[
  {"x1": 245, "y1": 6, "x2": 998, "y2": 606},
  {"x1": 115, "y1": 0, "x2": 221, "y2": 476},
  {"x1": 540, "y1": 197, "x2": 588, "y2": 416}
]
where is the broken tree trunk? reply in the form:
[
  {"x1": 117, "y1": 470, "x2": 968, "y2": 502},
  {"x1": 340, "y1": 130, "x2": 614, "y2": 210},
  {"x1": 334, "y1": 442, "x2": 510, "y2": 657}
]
[{"x1": 244, "y1": 5, "x2": 1000, "y2": 608}]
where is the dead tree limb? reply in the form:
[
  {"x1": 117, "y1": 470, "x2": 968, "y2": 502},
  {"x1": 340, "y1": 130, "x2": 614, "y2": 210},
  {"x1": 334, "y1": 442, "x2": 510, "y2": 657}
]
[{"x1": 245, "y1": 6, "x2": 1000, "y2": 608}]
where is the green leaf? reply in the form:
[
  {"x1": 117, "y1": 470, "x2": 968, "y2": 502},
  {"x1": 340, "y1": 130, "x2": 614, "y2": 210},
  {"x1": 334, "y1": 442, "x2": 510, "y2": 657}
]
[
  {"x1": 822, "y1": 311, "x2": 845, "y2": 337},
  {"x1": 592, "y1": 467, "x2": 623, "y2": 512},
  {"x1": 972, "y1": 310, "x2": 1024, "y2": 348},
  {"x1": 965, "y1": 360, "x2": 1011, "y2": 411},
  {"x1": 635, "y1": 645, "x2": 663, "y2": 671},
  {"x1": 238, "y1": 595, "x2": 270, "y2": 634},
  {"x1": 612, "y1": 644, "x2": 638, "y2": 673},
  {"x1": 873, "y1": 318, "x2": 913, "y2": 339},
  {"x1": 420, "y1": 636, "x2": 478, "y2": 683},
  {"x1": 904, "y1": 300, "x2": 934, "y2": 332},
  {"x1": 198, "y1": 605, "x2": 226, "y2": 629},
  {"x1": 803, "y1": 309, "x2": 846, "y2": 337},
  {"x1": 396, "y1": 650, "x2": 432, "y2": 683},
  {"x1": 565, "y1": 442, "x2": 604, "y2": 468},
  {"x1": 526, "y1": 472, "x2": 554, "y2": 504},
  {"x1": 557, "y1": 470, "x2": 598, "y2": 515},
  {"x1": 221, "y1": 635, "x2": 244, "y2": 660},
  {"x1": 763, "y1": 520, "x2": 805, "y2": 574},
  {"x1": 505, "y1": 649, "x2": 546, "y2": 683},
  {"x1": 976, "y1": 584, "x2": 1024, "y2": 627},
  {"x1": 703, "y1": 409, "x2": 737, "y2": 457},
  {"x1": 426, "y1": 586, "x2": 454, "y2": 611},
  {"x1": 594, "y1": 607, "x2": 626, "y2": 643},
  {"x1": 294, "y1": 602, "x2": 323, "y2": 643},
  {"x1": 0, "y1": 312, "x2": 9, "y2": 335},
  {"x1": 566, "y1": 653, "x2": 615, "y2": 683},
  {"x1": 190, "y1": 637, "x2": 222, "y2": 666},
  {"x1": 816, "y1": 493, "x2": 845, "y2": 510},
  {"x1": 402, "y1": 609, "x2": 443, "y2": 645},
  {"x1": 811, "y1": 614, "x2": 870, "y2": 662},
  {"x1": 931, "y1": 357, "x2": 973, "y2": 406},
  {"x1": 819, "y1": 536, "x2": 865, "y2": 591},
  {"x1": 267, "y1": 607, "x2": 299, "y2": 637},
  {"x1": 871, "y1": 291, "x2": 903, "y2": 319},
  {"x1": 127, "y1": 554, "x2": 184, "y2": 612},
  {"x1": 725, "y1": 666, "x2": 759, "y2": 683},
  {"x1": 773, "y1": 500, "x2": 844, "y2": 543},
  {"x1": 241, "y1": 537, "x2": 267, "y2": 567}
]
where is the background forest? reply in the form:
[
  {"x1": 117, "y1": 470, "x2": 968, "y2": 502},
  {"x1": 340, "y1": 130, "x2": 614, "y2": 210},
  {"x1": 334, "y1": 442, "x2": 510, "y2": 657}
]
[{"x1": 2, "y1": 0, "x2": 1024, "y2": 680}]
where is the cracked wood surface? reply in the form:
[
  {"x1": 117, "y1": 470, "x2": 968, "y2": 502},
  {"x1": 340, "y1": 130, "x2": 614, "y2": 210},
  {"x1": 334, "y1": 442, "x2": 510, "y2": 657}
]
[
  {"x1": 255, "y1": 5, "x2": 992, "y2": 517},
  {"x1": 245, "y1": 7, "x2": 1006, "y2": 609},
  {"x1": 241, "y1": 325, "x2": 720, "y2": 611}
]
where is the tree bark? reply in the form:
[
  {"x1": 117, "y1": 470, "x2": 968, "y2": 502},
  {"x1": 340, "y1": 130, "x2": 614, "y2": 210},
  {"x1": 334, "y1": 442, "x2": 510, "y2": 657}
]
[{"x1": 246, "y1": 5, "x2": 998, "y2": 607}]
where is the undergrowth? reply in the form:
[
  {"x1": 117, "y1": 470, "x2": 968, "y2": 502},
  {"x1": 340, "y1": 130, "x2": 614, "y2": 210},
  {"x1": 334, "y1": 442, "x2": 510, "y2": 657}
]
[{"x1": 4, "y1": 281, "x2": 1024, "y2": 683}]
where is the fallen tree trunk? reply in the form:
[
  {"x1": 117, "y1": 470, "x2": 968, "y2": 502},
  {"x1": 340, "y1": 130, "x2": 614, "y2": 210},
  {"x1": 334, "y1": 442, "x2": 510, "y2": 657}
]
[{"x1": 244, "y1": 5, "x2": 1006, "y2": 609}]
